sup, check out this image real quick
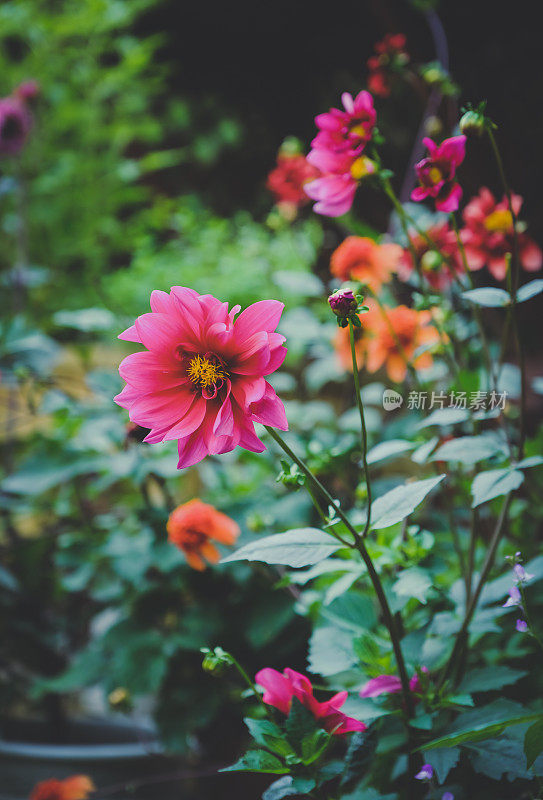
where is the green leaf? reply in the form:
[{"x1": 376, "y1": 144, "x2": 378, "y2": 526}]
[
  {"x1": 416, "y1": 408, "x2": 470, "y2": 428},
  {"x1": 366, "y1": 475, "x2": 445, "y2": 530},
  {"x1": 244, "y1": 718, "x2": 285, "y2": 748},
  {"x1": 516, "y1": 279, "x2": 543, "y2": 303},
  {"x1": 471, "y1": 468, "x2": 524, "y2": 507},
  {"x1": 463, "y1": 287, "x2": 510, "y2": 307},
  {"x1": 517, "y1": 455, "x2": 543, "y2": 469},
  {"x1": 422, "y1": 712, "x2": 542, "y2": 750},
  {"x1": 457, "y1": 666, "x2": 526, "y2": 694},
  {"x1": 221, "y1": 529, "x2": 343, "y2": 568},
  {"x1": 262, "y1": 776, "x2": 317, "y2": 800},
  {"x1": 53, "y1": 307, "x2": 116, "y2": 332},
  {"x1": 273, "y1": 270, "x2": 323, "y2": 297},
  {"x1": 340, "y1": 729, "x2": 377, "y2": 790},
  {"x1": 301, "y1": 728, "x2": 331, "y2": 764},
  {"x1": 308, "y1": 626, "x2": 357, "y2": 676},
  {"x1": 366, "y1": 439, "x2": 415, "y2": 465},
  {"x1": 524, "y1": 718, "x2": 543, "y2": 769},
  {"x1": 393, "y1": 567, "x2": 432, "y2": 604},
  {"x1": 466, "y1": 738, "x2": 532, "y2": 781},
  {"x1": 286, "y1": 698, "x2": 319, "y2": 748},
  {"x1": 220, "y1": 749, "x2": 289, "y2": 774},
  {"x1": 423, "y1": 746, "x2": 460, "y2": 783},
  {"x1": 430, "y1": 435, "x2": 504, "y2": 466}
]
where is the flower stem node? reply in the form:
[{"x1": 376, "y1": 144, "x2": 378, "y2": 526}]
[
  {"x1": 328, "y1": 288, "x2": 368, "y2": 328},
  {"x1": 276, "y1": 459, "x2": 305, "y2": 489},
  {"x1": 201, "y1": 646, "x2": 234, "y2": 676}
]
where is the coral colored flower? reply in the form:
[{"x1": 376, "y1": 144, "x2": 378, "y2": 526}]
[
  {"x1": 330, "y1": 236, "x2": 402, "y2": 292},
  {"x1": 312, "y1": 90, "x2": 376, "y2": 155},
  {"x1": 411, "y1": 136, "x2": 466, "y2": 213},
  {"x1": 255, "y1": 667, "x2": 366, "y2": 735},
  {"x1": 460, "y1": 187, "x2": 542, "y2": 280},
  {"x1": 335, "y1": 302, "x2": 440, "y2": 382},
  {"x1": 367, "y1": 33, "x2": 409, "y2": 98},
  {"x1": 305, "y1": 149, "x2": 375, "y2": 217},
  {"x1": 0, "y1": 95, "x2": 32, "y2": 157},
  {"x1": 30, "y1": 776, "x2": 95, "y2": 800},
  {"x1": 398, "y1": 223, "x2": 464, "y2": 290},
  {"x1": 267, "y1": 153, "x2": 319, "y2": 206},
  {"x1": 360, "y1": 668, "x2": 427, "y2": 698},
  {"x1": 167, "y1": 498, "x2": 239, "y2": 571},
  {"x1": 115, "y1": 288, "x2": 288, "y2": 469}
]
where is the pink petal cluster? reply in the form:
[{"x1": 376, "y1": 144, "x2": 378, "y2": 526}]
[
  {"x1": 305, "y1": 91, "x2": 377, "y2": 217},
  {"x1": 460, "y1": 187, "x2": 542, "y2": 280},
  {"x1": 115, "y1": 288, "x2": 288, "y2": 469},
  {"x1": 255, "y1": 667, "x2": 366, "y2": 735},
  {"x1": 411, "y1": 136, "x2": 466, "y2": 213},
  {"x1": 360, "y1": 668, "x2": 427, "y2": 698}
]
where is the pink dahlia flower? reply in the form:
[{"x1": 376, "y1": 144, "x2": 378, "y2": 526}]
[
  {"x1": 305, "y1": 149, "x2": 375, "y2": 217},
  {"x1": 115, "y1": 288, "x2": 288, "y2": 469},
  {"x1": 255, "y1": 667, "x2": 366, "y2": 735},
  {"x1": 0, "y1": 96, "x2": 32, "y2": 157},
  {"x1": 312, "y1": 90, "x2": 376, "y2": 155},
  {"x1": 460, "y1": 187, "x2": 542, "y2": 280},
  {"x1": 360, "y1": 668, "x2": 427, "y2": 698},
  {"x1": 411, "y1": 135, "x2": 466, "y2": 213}
]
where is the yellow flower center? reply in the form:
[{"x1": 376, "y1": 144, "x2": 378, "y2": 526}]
[
  {"x1": 187, "y1": 354, "x2": 227, "y2": 388},
  {"x1": 484, "y1": 208, "x2": 513, "y2": 233},
  {"x1": 349, "y1": 123, "x2": 368, "y2": 137},
  {"x1": 350, "y1": 156, "x2": 374, "y2": 181},
  {"x1": 428, "y1": 166, "x2": 442, "y2": 184}
]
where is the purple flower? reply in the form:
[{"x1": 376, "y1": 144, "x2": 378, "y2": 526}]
[
  {"x1": 328, "y1": 288, "x2": 358, "y2": 318},
  {"x1": 516, "y1": 619, "x2": 528, "y2": 633},
  {"x1": 513, "y1": 563, "x2": 534, "y2": 583},
  {"x1": 442, "y1": 793, "x2": 454, "y2": 800},
  {"x1": 503, "y1": 585, "x2": 522, "y2": 608},
  {"x1": 414, "y1": 764, "x2": 433, "y2": 780}
]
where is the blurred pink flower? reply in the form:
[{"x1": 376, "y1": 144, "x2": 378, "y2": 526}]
[
  {"x1": 115, "y1": 288, "x2": 288, "y2": 469},
  {"x1": 360, "y1": 668, "x2": 427, "y2": 698},
  {"x1": 312, "y1": 90, "x2": 376, "y2": 155},
  {"x1": 255, "y1": 667, "x2": 366, "y2": 735},
  {"x1": 305, "y1": 149, "x2": 375, "y2": 217},
  {"x1": 461, "y1": 187, "x2": 542, "y2": 280},
  {"x1": 411, "y1": 136, "x2": 466, "y2": 213},
  {"x1": 0, "y1": 95, "x2": 32, "y2": 157}
]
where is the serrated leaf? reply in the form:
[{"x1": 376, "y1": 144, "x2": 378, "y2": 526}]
[
  {"x1": 220, "y1": 749, "x2": 289, "y2": 773},
  {"x1": 340, "y1": 729, "x2": 377, "y2": 790},
  {"x1": 463, "y1": 287, "x2": 510, "y2": 307},
  {"x1": 422, "y1": 711, "x2": 542, "y2": 750},
  {"x1": 244, "y1": 718, "x2": 285, "y2": 748},
  {"x1": 286, "y1": 698, "x2": 319, "y2": 749},
  {"x1": 423, "y1": 746, "x2": 460, "y2": 784},
  {"x1": 393, "y1": 567, "x2": 432, "y2": 604},
  {"x1": 471, "y1": 468, "x2": 524, "y2": 507},
  {"x1": 516, "y1": 279, "x2": 543, "y2": 303},
  {"x1": 365, "y1": 475, "x2": 445, "y2": 530},
  {"x1": 431, "y1": 435, "x2": 503, "y2": 466},
  {"x1": 222, "y1": 529, "x2": 343, "y2": 568},
  {"x1": 262, "y1": 776, "x2": 317, "y2": 800},
  {"x1": 466, "y1": 738, "x2": 532, "y2": 781},
  {"x1": 524, "y1": 718, "x2": 543, "y2": 769},
  {"x1": 308, "y1": 626, "x2": 357, "y2": 676}
]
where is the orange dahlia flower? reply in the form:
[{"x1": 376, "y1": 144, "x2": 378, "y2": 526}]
[
  {"x1": 30, "y1": 776, "x2": 95, "y2": 800},
  {"x1": 334, "y1": 301, "x2": 440, "y2": 383},
  {"x1": 167, "y1": 499, "x2": 240, "y2": 571},
  {"x1": 330, "y1": 236, "x2": 402, "y2": 292}
]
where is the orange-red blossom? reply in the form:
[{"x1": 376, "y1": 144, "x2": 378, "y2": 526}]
[
  {"x1": 167, "y1": 498, "x2": 240, "y2": 571},
  {"x1": 335, "y1": 300, "x2": 441, "y2": 383},
  {"x1": 30, "y1": 776, "x2": 95, "y2": 800}
]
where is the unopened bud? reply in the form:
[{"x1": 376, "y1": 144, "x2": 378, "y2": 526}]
[
  {"x1": 201, "y1": 646, "x2": 233, "y2": 676},
  {"x1": 421, "y1": 250, "x2": 443, "y2": 272},
  {"x1": 459, "y1": 110, "x2": 485, "y2": 137},
  {"x1": 328, "y1": 288, "x2": 357, "y2": 318}
]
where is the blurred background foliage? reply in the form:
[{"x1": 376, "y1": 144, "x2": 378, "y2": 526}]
[{"x1": 1, "y1": 1, "x2": 543, "y2": 796}]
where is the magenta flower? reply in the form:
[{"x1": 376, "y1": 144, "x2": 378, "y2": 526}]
[
  {"x1": 513, "y1": 563, "x2": 534, "y2": 584},
  {"x1": 255, "y1": 667, "x2": 366, "y2": 735},
  {"x1": 305, "y1": 149, "x2": 375, "y2": 217},
  {"x1": 312, "y1": 90, "x2": 376, "y2": 155},
  {"x1": 415, "y1": 764, "x2": 433, "y2": 780},
  {"x1": 360, "y1": 668, "x2": 427, "y2": 698},
  {"x1": 411, "y1": 135, "x2": 466, "y2": 212},
  {"x1": 0, "y1": 96, "x2": 32, "y2": 157},
  {"x1": 442, "y1": 794, "x2": 454, "y2": 800},
  {"x1": 115, "y1": 288, "x2": 288, "y2": 469}
]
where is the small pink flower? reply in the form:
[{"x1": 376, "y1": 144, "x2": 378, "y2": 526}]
[
  {"x1": 503, "y1": 585, "x2": 522, "y2": 608},
  {"x1": 411, "y1": 136, "x2": 466, "y2": 213},
  {"x1": 255, "y1": 667, "x2": 366, "y2": 735},
  {"x1": 312, "y1": 90, "x2": 376, "y2": 155},
  {"x1": 14, "y1": 80, "x2": 40, "y2": 102},
  {"x1": 360, "y1": 667, "x2": 427, "y2": 698},
  {"x1": 305, "y1": 149, "x2": 375, "y2": 217},
  {"x1": 115, "y1": 288, "x2": 288, "y2": 469},
  {"x1": 0, "y1": 95, "x2": 32, "y2": 157},
  {"x1": 516, "y1": 619, "x2": 528, "y2": 633}
]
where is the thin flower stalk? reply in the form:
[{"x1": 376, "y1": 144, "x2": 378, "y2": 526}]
[{"x1": 348, "y1": 318, "x2": 372, "y2": 538}]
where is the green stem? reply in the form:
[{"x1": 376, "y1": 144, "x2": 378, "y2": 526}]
[
  {"x1": 265, "y1": 427, "x2": 414, "y2": 719},
  {"x1": 348, "y1": 320, "x2": 372, "y2": 538},
  {"x1": 438, "y1": 493, "x2": 512, "y2": 688},
  {"x1": 230, "y1": 656, "x2": 269, "y2": 714}
]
